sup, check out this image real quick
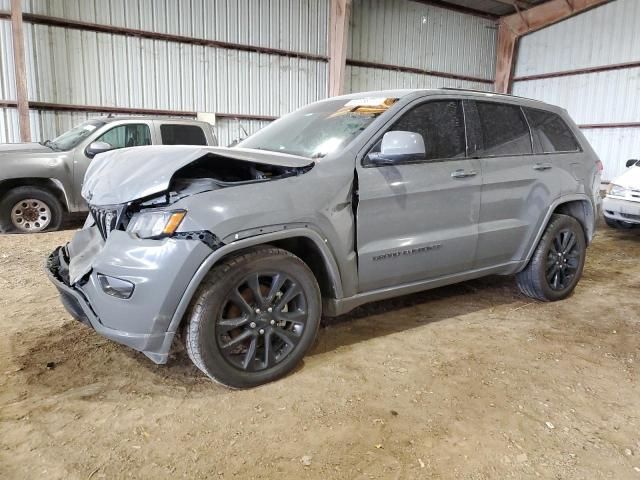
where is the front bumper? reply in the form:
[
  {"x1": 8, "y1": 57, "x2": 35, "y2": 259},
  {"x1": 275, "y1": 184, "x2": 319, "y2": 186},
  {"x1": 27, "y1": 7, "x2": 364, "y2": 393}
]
[
  {"x1": 603, "y1": 196, "x2": 640, "y2": 224},
  {"x1": 46, "y1": 226, "x2": 213, "y2": 363}
]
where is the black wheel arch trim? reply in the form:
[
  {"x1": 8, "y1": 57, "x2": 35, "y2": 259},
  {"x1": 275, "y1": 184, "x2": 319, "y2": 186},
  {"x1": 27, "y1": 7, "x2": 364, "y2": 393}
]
[
  {"x1": 166, "y1": 226, "x2": 343, "y2": 337},
  {"x1": 522, "y1": 194, "x2": 595, "y2": 267}
]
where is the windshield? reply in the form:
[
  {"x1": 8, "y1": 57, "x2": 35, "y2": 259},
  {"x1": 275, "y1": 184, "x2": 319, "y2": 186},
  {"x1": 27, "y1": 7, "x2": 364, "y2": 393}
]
[
  {"x1": 238, "y1": 97, "x2": 399, "y2": 158},
  {"x1": 45, "y1": 120, "x2": 106, "y2": 151}
]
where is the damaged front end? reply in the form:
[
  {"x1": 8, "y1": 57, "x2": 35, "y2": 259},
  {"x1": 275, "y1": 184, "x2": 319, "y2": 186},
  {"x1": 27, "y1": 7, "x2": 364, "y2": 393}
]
[{"x1": 46, "y1": 145, "x2": 315, "y2": 363}]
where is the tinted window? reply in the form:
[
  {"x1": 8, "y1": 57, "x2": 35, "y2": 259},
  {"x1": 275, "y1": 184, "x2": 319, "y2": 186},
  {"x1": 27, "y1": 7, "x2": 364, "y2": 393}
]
[
  {"x1": 524, "y1": 108, "x2": 580, "y2": 153},
  {"x1": 160, "y1": 124, "x2": 207, "y2": 145},
  {"x1": 386, "y1": 100, "x2": 466, "y2": 161},
  {"x1": 96, "y1": 124, "x2": 151, "y2": 149},
  {"x1": 471, "y1": 102, "x2": 532, "y2": 156}
]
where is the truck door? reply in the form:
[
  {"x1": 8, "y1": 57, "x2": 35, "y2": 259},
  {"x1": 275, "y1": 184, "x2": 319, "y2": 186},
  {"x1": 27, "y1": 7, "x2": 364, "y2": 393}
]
[
  {"x1": 73, "y1": 122, "x2": 152, "y2": 208},
  {"x1": 356, "y1": 99, "x2": 482, "y2": 292}
]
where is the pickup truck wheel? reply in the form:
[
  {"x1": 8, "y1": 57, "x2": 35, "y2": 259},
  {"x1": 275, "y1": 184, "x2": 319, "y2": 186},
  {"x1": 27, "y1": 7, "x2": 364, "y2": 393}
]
[
  {"x1": 184, "y1": 246, "x2": 321, "y2": 388},
  {"x1": 0, "y1": 186, "x2": 63, "y2": 233},
  {"x1": 516, "y1": 214, "x2": 586, "y2": 302}
]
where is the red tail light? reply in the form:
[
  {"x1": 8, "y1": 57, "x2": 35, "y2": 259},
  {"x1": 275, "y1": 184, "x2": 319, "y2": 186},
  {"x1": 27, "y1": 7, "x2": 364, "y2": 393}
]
[{"x1": 596, "y1": 160, "x2": 604, "y2": 172}]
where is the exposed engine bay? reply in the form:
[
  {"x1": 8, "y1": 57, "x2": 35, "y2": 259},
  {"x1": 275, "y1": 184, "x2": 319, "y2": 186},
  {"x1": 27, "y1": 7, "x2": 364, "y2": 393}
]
[{"x1": 166, "y1": 154, "x2": 313, "y2": 203}]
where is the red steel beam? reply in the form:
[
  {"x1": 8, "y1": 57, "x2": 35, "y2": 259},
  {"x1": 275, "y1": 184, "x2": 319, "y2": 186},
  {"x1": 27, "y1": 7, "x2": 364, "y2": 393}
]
[{"x1": 495, "y1": 0, "x2": 611, "y2": 93}]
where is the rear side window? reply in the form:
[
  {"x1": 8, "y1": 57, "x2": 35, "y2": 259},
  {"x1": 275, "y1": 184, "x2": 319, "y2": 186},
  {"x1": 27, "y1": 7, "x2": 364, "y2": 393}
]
[
  {"x1": 160, "y1": 124, "x2": 207, "y2": 146},
  {"x1": 387, "y1": 100, "x2": 466, "y2": 161},
  {"x1": 470, "y1": 102, "x2": 532, "y2": 157},
  {"x1": 523, "y1": 108, "x2": 580, "y2": 153}
]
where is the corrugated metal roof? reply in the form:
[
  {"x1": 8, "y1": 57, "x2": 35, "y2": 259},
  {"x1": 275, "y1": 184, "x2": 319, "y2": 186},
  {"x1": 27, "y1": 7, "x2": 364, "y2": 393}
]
[
  {"x1": 582, "y1": 127, "x2": 640, "y2": 182},
  {"x1": 0, "y1": 19, "x2": 15, "y2": 101},
  {"x1": 346, "y1": 65, "x2": 493, "y2": 93},
  {"x1": 514, "y1": 0, "x2": 640, "y2": 77},
  {"x1": 22, "y1": 0, "x2": 329, "y2": 56},
  {"x1": 348, "y1": 0, "x2": 497, "y2": 81},
  {"x1": 512, "y1": 67, "x2": 640, "y2": 125}
]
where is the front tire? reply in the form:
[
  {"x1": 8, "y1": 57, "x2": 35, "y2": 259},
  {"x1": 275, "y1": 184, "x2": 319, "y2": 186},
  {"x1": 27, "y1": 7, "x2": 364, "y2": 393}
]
[
  {"x1": 0, "y1": 186, "x2": 63, "y2": 233},
  {"x1": 517, "y1": 214, "x2": 586, "y2": 302},
  {"x1": 183, "y1": 246, "x2": 321, "y2": 388}
]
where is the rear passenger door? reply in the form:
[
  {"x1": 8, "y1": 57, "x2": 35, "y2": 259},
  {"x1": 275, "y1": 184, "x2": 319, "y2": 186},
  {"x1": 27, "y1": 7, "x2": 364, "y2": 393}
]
[
  {"x1": 466, "y1": 101, "x2": 563, "y2": 268},
  {"x1": 356, "y1": 99, "x2": 482, "y2": 292}
]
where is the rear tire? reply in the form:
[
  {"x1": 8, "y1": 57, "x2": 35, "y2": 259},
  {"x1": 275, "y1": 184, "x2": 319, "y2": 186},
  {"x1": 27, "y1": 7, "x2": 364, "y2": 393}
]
[
  {"x1": 183, "y1": 246, "x2": 321, "y2": 388},
  {"x1": 517, "y1": 214, "x2": 586, "y2": 302},
  {"x1": 0, "y1": 186, "x2": 63, "y2": 233}
]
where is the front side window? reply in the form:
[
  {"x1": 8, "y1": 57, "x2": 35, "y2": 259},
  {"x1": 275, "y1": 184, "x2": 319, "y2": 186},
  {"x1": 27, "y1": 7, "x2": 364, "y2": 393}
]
[
  {"x1": 384, "y1": 100, "x2": 466, "y2": 161},
  {"x1": 96, "y1": 124, "x2": 151, "y2": 149},
  {"x1": 160, "y1": 124, "x2": 207, "y2": 146},
  {"x1": 524, "y1": 108, "x2": 580, "y2": 153},
  {"x1": 239, "y1": 97, "x2": 399, "y2": 158},
  {"x1": 471, "y1": 102, "x2": 532, "y2": 157}
]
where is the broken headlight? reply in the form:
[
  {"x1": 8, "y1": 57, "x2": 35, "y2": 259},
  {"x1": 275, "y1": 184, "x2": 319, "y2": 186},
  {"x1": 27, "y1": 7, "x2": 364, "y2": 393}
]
[{"x1": 127, "y1": 209, "x2": 186, "y2": 239}]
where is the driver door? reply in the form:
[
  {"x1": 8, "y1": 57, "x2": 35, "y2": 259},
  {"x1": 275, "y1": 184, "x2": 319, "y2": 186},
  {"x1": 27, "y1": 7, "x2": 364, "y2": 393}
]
[{"x1": 356, "y1": 99, "x2": 482, "y2": 292}]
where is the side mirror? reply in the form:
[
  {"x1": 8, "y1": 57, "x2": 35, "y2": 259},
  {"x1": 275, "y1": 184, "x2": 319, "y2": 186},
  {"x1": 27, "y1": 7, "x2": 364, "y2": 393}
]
[
  {"x1": 626, "y1": 159, "x2": 638, "y2": 168},
  {"x1": 367, "y1": 131, "x2": 425, "y2": 166},
  {"x1": 86, "y1": 141, "x2": 114, "y2": 158}
]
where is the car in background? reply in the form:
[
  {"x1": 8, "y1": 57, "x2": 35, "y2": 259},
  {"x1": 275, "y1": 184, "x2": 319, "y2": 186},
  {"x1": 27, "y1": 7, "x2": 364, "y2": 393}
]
[
  {"x1": 603, "y1": 158, "x2": 640, "y2": 229},
  {"x1": 0, "y1": 117, "x2": 217, "y2": 233}
]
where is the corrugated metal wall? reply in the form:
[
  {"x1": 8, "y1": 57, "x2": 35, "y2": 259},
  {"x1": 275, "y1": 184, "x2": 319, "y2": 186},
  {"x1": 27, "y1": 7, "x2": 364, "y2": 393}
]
[
  {"x1": 347, "y1": 65, "x2": 494, "y2": 92},
  {"x1": 346, "y1": 0, "x2": 496, "y2": 93},
  {"x1": 1, "y1": 0, "x2": 498, "y2": 144},
  {"x1": 5, "y1": 0, "x2": 329, "y2": 143},
  {"x1": 215, "y1": 118, "x2": 272, "y2": 147},
  {"x1": 512, "y1": 0, "x2": 640, "y2": 181},
  {"x1": 23, "y1": 0, "x2": 328, "y2": 56}
]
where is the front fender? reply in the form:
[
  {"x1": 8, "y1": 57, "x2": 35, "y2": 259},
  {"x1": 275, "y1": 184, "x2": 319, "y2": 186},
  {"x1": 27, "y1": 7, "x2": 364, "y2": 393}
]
[{"x1": 164, "y1": 226, "x2": 344, "y2": 336}]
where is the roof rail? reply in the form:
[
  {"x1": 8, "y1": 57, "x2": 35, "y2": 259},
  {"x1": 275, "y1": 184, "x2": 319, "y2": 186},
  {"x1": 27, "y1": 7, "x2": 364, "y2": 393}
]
[{"x1": 439, "y1": 87, "x2": 546, "y2": 104}]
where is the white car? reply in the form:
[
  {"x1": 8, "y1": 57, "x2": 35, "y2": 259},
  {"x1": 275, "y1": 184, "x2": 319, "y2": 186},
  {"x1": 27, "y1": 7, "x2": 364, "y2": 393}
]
[{"x1": 603, "y1": 159, "x2": 640, "y2": 228}]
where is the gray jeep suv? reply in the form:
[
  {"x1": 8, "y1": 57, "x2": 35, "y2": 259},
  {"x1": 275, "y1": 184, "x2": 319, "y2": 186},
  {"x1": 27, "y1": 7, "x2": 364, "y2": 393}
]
[{"x1": 47, "y1": 89, "x2": 602, "y2": 388}]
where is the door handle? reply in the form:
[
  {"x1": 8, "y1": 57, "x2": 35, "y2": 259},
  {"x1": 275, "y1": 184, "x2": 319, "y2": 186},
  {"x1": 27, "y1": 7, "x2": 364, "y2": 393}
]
[
  {"x1": 533, "y1": 162, "x2": 553, "y2": 171},
  {"x1": 451, "y1": 169, "x2": 478, "y2": 179}
]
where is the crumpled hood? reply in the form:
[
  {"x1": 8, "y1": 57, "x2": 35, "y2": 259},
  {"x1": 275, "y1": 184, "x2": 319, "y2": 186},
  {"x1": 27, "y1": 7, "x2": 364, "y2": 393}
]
[
  {"x1": 0, "y1": 142, "x2": 54, "y2": 156},
  {"x1": 611, "y1": 165, "x2": 640, "y2": 189},
  {"x1": 82, "y1": 145, "x2": 313, "y2": 205}
]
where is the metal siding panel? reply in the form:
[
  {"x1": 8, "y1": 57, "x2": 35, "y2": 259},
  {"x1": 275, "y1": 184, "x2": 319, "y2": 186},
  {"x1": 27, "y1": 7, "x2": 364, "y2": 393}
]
[
  {"x1": 512, "y1": 68, "x2": 640, "y2": 125},
  {"x1": 515, "y1": 0, "x2": 640, "y2": 77},
  {"x1": 215, "y1": 117, "x2": 271, "y2": 147},
  {"x1": 0, "y1": 108, "x2": 20, "y2": 143},
  {"x1": 582, "y1": 128, "x2": 640, "y2": 182},
  {"x1": 346, "y1": 65, "x2": 493, "y2": 93},
  {"x1": 22, "y1": 0, "x2": 329, "y2": 56},
  {"x1": 0, "y1": 20, "x2": 16, "y2": 101},
  {"x1": 349, "y1": 0, "x2": 496, "y2": 80}
]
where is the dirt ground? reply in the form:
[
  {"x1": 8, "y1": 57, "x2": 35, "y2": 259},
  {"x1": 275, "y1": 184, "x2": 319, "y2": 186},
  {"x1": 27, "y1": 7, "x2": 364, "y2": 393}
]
[{"x1": 0, "y1": 220, "x2": 639, "y2": 479}]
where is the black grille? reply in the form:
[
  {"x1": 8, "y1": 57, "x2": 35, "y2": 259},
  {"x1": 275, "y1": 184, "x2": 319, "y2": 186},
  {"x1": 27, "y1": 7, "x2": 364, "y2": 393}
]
[
  {"x1": 621, "y1": 212, "x2": 640, "y2": 221},
  {"x1": 90, "y1": 205, "x2": 126, "y2": 240}
]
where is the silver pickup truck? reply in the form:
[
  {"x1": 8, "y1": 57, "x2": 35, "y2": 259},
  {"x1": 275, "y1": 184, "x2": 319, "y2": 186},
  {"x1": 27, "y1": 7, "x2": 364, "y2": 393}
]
[{"x1": 0, "y1": 116, "x2": 217, "y2": 233}]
